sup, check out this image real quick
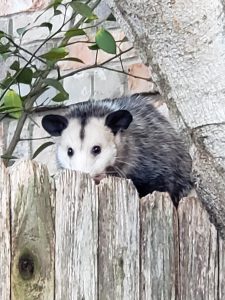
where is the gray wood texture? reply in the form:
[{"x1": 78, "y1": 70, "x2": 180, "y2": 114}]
[
  {"x1": 105, "y1": 0, "x2": 225, "y2": 237},
  {"x1": 0, "y1": 161, "x2": 225, "y2": 299},
  {"x1": 140, "y1": 193, "x2": 177, "y2": 300},
  {"x1": 98, "y1": 177, "x2": 139, "y2": 300},
  {"x1": 178, "y1": 197, "x2": 219, "y2": 300},
  {"x1": 0, "y1": 162, "x2": 10, "y2": 300},
  {"x1": 55, "y1": 170, "x2": 98, "y2": 300},
  {"x1": 9, "y1": 160, "x2": 54, "y2": 300}
]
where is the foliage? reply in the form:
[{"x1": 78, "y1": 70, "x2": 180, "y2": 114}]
[{"x1": 0, "y1": 0, "x2": 149, "y2": 165}]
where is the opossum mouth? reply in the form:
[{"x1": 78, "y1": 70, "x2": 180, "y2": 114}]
[{"x1": 93, "y1": 173, "x2": 106, "y2": 184}]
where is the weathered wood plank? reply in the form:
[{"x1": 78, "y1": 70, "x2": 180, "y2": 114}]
[
  {"x1": 98, "y1": 177, "x2": 140, "y2": 300},
  {"x1": 10, "y1": 160, "x2": 55, "y2": 300},
  {"x1": 178, "y1": 197, "x2": 220, "y2": 300},
  {"x1": 140, "y1": 192, "x2": 178, "y2": 300},
  {"x1": 55, "y1": 170, "x2": 98, "y2": 300},
  {"x1": 219, "y1": 236, "x2": 225, "y2": 298},
  {"x1": 0, "y1": 162, "x2": 10, "y2": 300}
]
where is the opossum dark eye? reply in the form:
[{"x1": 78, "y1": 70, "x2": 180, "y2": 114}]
[
  {"x1": 67, "y1": 147, "x2": 74, "y2": 157},
  {"x1": 91, "y1": 145, "x2": 101, "y2": 156}
]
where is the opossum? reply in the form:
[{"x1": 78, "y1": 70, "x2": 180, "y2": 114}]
[{"x1": 42, "y1": 94, "x2": 193, "y2": 206}]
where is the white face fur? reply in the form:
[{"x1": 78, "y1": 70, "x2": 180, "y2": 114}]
[
  {"x1": 42, "y1": 109, "x2": 133, "y2": 182},
  {"x1": 56, "y1": 117, "x2": 118, "y2": 181}
]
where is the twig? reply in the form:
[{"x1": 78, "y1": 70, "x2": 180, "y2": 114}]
[
  {"x1": 7, "y1": 37, "x2": 46, "y2": 64},
  {"x1": 20, "y1": 136, "x2": 51, "y2": 141},
  {"x1": 99, "y1": 65, "x2": 151, "y2": 81},
  {"x1": 2, "y1": 0, "x2": 102, "y2": 165},
  {"x1": 59, "y1": 46, "x2": 134, "y2": 79}
]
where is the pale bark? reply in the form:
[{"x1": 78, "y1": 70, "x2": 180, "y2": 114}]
[{"x1": 105, "y1": 0, "x2": 225, "y2": 237}]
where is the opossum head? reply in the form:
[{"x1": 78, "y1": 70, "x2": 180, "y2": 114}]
[{"x1": 42, "y1": 110, "x2": 133, "y2": 182}]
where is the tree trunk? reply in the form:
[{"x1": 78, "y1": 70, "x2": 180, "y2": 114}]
[{"x1": 105, "y1": 0, "x2": 225, "y2": 237}]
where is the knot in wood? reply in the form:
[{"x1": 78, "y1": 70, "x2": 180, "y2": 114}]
[{"x1": 18, "y1": 253, "x2": 35, "y2": 280}]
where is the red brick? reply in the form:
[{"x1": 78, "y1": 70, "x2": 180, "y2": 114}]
[
  {"x1": 58, "y1": 37, "x2": 96, "y2": 70},
  {"x1": 127, "y1": 63, "x2": 154, "y2": 93}
]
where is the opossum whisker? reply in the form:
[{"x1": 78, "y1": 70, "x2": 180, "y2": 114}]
[
  {"x1": 113, "y1": 165, "x2": 128, "y2": 179},
  {"x1": 106, "y1": 165, "x2": 122, "y2": 178},
  {"x1": 105, "y1": 171, "x2": 117, "y2": 175},
  {"x1": 115, "y1": 158, "x2": 136, "y2": 168}
]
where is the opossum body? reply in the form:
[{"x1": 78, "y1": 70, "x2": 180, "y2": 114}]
[{"x1": 42, "y1": 94, "x2": 193, "y2": 206}]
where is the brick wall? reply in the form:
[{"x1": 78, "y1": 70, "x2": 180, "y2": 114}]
[{"x1": 0, "y1": 0, "x2": 160, "y2": 173}]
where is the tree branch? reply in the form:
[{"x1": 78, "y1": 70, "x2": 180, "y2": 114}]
[{"x1": 2, "y1": 0, "x2": 102, "y2": 165}]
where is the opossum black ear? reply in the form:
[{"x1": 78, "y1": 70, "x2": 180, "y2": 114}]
[
  {"x1": 42, "y1": 115, "x2": 68, "y2": 136},
  {"x1": 105, "y1": 110, "x2": 133, "y2": 134}
]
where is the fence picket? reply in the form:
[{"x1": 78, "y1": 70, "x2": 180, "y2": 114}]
[
  {"x1": 140, "y1": 193, "x2": 178, "y2": 300},
  {"x1": 179, "y1": 197, "x2": 219, "y2": 300},
  {"x1": 55, "y1": 170, "x2": 98, "y2": 300},
  {"x1": 0, "y1": 162, "x2": 10, "y2": 300},
  {"x1": 0, "y1": 160, "x2": 225, "y2": 299},
  {"x1": 9, "y1": 161, "x2": 55, "y2": 300},
  {"x1": 98, "y1": 177, "x2": 140, "y2": 300}
]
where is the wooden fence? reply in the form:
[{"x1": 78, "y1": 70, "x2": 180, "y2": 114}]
[{"x1": 0, "y1": 160, "x2": 225, "y2": 300}]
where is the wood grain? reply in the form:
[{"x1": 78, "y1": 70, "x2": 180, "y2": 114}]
[
  {"x1": 140, "y1": 192, "x2": 178, "y2": 300},
  {"x1": 9, "y1": 160, "x2": 55, "y2": 300},
  {"x1": 0, "y1": 162, "x2": 10, "y2": 300},
  {"x1": 1, "y1": 160, "x2": 225, "y2": 299},
  {"x1": 178, "y1": 197, "x2": 222, "y2": 300},
  {"x1": 55, "y1": 170, "x2": 98, "y2": 300},
  {"x1": 98, "y1": 177, "x2": 140, "y2": 300}
]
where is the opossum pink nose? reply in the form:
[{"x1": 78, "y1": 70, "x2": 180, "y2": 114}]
[{"x1": 93, "y1": 174, "x2": 106, "y2": 184}]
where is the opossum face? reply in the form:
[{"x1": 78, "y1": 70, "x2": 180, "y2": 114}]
[{"x1": 42, "y1": 110, "x2": 132, "y2": 182}]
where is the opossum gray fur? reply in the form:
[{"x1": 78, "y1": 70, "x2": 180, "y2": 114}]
[{"x1": 42, "y1": 94, "x2": 193, "y2": 206}]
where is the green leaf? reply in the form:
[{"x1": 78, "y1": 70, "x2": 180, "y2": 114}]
[
  {"x1": 65, "y1": 28, "x2": 86, "y2": 39},
  {"x1": 39, "y1": 22, "x2": 53, "y2": 33},
  {"x1": 95, "y1": 29, "x2": 116, "y2": 54},
  {"x1": 3, "y1": 90, "x2": 23, "y2": 118},
  {"x1": 0, "y1": 31, "x2": 6, "y2": 38},
  {"x1": 32, "y1": 141, "x2": 55, "y2": 159},
  {"x1": 59, "y1": 57, "x2": 84, "y2": 64},
  {"x1": 10, "y1": 61, "x2": 20, "y2": 71},
  {"x1": 52, "y1": 92, "x2": 68, "y2": 102},
  {"x1": 88, "y1": 43, "x2": 99, "y2": 50},
  {"x1": 52, "y1": 0, "x2": 63, "y2": 10},
  {"x1": 40, "y1": 47, "x2": 69, "y2": 61},
  {"x1": 70, "y1": 1, "x2": 96, "y2": 18},
  {"x1": 1, "y1": 154, "x2": 18, "y2": 160},
  {"x1": 0, "y1": 43, "x2": 10, "y2": 54},
  {"x1": 54, "y1": 9, "x2": 62, "y2": 16},
  {"x1": 44, "y1": 78, "x2": 68, "y2": 96},
  {"x1": 0, "y1": 106, "x2": 23, "y2": 113},
  {"x1": 0, "y1": 72, "x2": 14, "y2": 89},
  {"x1": 17, "y1": 68, "x2": 33, "y2": 84},
  {"x1": 17, "y1": 24, "x2": 30, "y2": 37},
  {"x1": 34, "y1": 0, "x2": 61, "y2": 23}
]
